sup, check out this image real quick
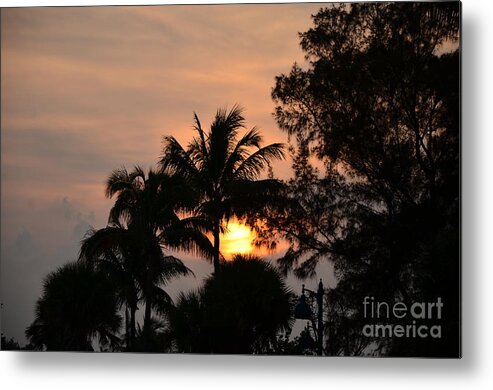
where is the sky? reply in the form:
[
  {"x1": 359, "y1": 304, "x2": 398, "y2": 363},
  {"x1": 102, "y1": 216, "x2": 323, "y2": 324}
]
[{"x1": 0, "y1": 3, "x2": 336, "y2": 344}]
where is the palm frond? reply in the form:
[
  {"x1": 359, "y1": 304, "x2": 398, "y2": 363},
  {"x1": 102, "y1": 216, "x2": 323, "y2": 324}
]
[
  {"x1": 161, "y1": 224, "x2": 214, "y2": 262},
  {"x1": 159, "y1": 136, "x2": 200, "y2": 180},
  {"x1": 105, "y1": 167, "x2": 134, "y2": 199},
  {"x1": 79, "y1": 226, "x2": 129, "y2": 262},
  {"x1": 157, "y1": 255, "x2": 194, "y2": 284},
  {"x1": 234, "y1": 143, "x2": 285, "y2": 180},
  {"x1": 192, "y1": 111, "x2": 209, "y2": 163},
  {"x1": 150, "y1": 286, "x2": 174, "y2": 316},
  {"x1": 222, "y1": 127, "x2": 263, "y2": 182},
  {"x1": 212, "y1": 104, "x2": 245, "y2": 143},
  {"x1": 107, "y1": 196, "x2": 135, "y2": 226}
]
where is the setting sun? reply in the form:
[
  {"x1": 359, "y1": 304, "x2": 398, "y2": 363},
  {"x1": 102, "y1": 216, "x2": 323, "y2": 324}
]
[{"x1": 220, "y1": 221, "x2": 256, "y2": 258}]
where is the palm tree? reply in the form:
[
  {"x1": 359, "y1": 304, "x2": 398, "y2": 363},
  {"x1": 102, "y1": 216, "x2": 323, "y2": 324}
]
[
  {"x1": 80, "y1": 167, "x2": 213, "y2": 350},
  {"x1": 134, "y1": 316, "x2": 170, "y2": 352},
  {"x1": 79, "y1": 225, "x2": 140, "y2": 351},
  {"x1": 25, "y1": 261, "x2": 122, "y2": 351},
  {"x1": 166, "y1": 255, "x2": 295, "y2": 354},
  {"x1": 165, "y1": 290, "x2": 205, "y2": 353},
  {"x1": 159, "y1": 105, "x2": 285, "y2": 272}
]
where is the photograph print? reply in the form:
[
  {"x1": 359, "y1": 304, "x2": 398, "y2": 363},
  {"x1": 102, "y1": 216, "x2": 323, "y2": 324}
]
[{"x1": 0, "y1": 1, "x2": 461, "y2": 357}]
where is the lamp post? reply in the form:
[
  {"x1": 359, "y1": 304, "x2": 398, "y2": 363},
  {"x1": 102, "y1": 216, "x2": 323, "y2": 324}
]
[{"x1": 294, "y1": 279, "x2": 325, "y2": 356}]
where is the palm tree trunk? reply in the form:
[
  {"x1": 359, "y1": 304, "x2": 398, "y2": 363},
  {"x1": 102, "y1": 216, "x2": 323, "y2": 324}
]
[
  {"x1": 213, "y1": 220, "x2": 221, "y2": 273},
  {"x1": 143, "y1": 270, "x2": 153, "y2": 351}
]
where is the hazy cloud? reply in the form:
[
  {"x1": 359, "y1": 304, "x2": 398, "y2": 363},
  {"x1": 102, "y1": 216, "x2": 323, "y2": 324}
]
[{"x1": 1, "y1": 3, "x2": 329, "y2": 344}]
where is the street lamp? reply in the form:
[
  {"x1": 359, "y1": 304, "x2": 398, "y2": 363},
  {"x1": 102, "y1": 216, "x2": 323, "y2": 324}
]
[{"x1": 294, "y1": 279, "x2": 325, "y2": 356}]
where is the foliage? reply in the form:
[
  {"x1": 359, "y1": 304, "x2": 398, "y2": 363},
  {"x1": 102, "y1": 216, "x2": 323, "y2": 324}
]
[
  {"x1": 79, "y1": 168, "x2": 201, "y2": 351},
  {"x1": 159, "y1": 106, "x2": 286, "y2": 272},
  {"x1": 1, "y1": 334, "x2": 21, "y2": 350},
  {"x1": 267, "y1": 2, "x2": 460, "y2": 356},
  {"x1": 166, "y1": 255, "x2": 295, "y2": 354},
  {"x1": 25, "y1": 261, "x2": 122, "y2": 351}
]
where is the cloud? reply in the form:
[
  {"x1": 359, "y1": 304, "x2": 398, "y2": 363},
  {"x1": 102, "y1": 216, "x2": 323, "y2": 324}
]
[
  {"x1": 0, "y1": 196, "x2": 101, "y2": 343},
  {"x1": 1, "y1": 3, "x2": 327, "y2": 344}
]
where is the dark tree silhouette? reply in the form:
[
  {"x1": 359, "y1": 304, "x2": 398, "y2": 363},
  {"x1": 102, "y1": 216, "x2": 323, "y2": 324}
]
[
  {"x1": 79, "y1": 226, "x2": 141, "y2": 351},
  {"x1": 166, "y1": 255, "x2": 294, "y2": 354},
  {"x1": 25, "y1": 262, "x2": 122, "y2": 351},
  {"x1": 166, "y1": 290, "x2": 204, "y2": 353},
  {"x1": 1, "y1": 334, "x2": 21, "y2": 350},
  {"x1": 134, "y1": 317, "x2": 170, "y2": 352},
  {"x1": 159, "y1": 106, "x2": 285, "y2": 273},
  {"x1": 266, "y1": 2, "x2": 460, "y2": 357},
  {"x1": 80, "y1": 167, "x2": 212, "y2": 351}
]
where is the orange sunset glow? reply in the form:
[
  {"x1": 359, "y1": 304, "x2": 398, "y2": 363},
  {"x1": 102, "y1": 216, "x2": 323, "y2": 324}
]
[
  {"x1": 0, "y1": 3, "x2": 325, "y2": 344},
  {"x1": 220, "y1": 220, "x2": 256, "y2": 258}
]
